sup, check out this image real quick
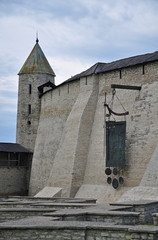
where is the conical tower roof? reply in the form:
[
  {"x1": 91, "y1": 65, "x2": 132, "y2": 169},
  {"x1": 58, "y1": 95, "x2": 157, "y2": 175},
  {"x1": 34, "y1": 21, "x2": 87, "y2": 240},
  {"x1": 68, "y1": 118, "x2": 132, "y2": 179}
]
[{"x1": 18, "y1": 40, "x2": 55, "y2": 76}]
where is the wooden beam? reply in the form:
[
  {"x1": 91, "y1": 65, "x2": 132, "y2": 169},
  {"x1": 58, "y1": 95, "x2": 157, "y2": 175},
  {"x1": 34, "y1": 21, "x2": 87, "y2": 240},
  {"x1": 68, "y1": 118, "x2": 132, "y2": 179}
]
[{"x1": 111, "y1": 84, "x2": 141, "y2": 91}]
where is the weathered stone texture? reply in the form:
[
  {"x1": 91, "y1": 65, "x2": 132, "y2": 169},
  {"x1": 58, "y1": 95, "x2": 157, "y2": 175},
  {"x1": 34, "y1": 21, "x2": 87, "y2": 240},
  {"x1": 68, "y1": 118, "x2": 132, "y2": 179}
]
[
  {"x1": 0, "y1": 168, "x2": 28, "y2": 195},
  {"x1": 0, "y1": 229, "x2": 85, "y2": 240},
  {"x1": 47, "y1": 75, "x2": 98, "y2": 197},
  {"x1": 141, "y1": 143, "x2": 158, "y2": 187},
  {"x1": 29, "y1": 60, "x2": 158, "y2": 202},
  {"x1": 16, "y1": 73, "x2": 54, "y2": 151},
  {"x1": 76, "y1": 62, "x2": 158, "y2": 202},
  {"x1": 29, "y1": 80, "x2": 80, "y2": 195},
  {"x1": 0, "y1": 228, "x2": 157, "y2": 240},
  {"x1": 0, "y1": 197, "x2": 158, "y2": 240}
]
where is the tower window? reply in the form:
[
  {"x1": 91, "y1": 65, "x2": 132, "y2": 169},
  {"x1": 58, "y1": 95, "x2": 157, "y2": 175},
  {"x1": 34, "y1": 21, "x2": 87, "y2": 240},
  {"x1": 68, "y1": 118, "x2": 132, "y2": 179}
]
[
  {"x1": 28, "y1": 104, "x2": 31, "y2": 114},
  {"x1": 142, "y1": 65, "x2": 145, "y2": 75},
  {"x1": 85, "y1": 77, "x2": 87, "y2": 85},
  {"x1": 27, "y1": 120, "x2": 31, "y2": 125},
  {"x1": 119, "y1": 70, "x2": 122, "y2": 79},
  {"x1": 29, "y1": 84, "x2": 32, "y2": 94}
]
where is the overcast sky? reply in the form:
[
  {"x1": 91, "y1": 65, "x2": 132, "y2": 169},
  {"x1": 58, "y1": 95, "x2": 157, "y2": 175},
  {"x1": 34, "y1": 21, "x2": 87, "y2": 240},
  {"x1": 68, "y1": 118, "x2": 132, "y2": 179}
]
[{"x1": 1, "y1": 0, "x2": 158, "y2": 143}]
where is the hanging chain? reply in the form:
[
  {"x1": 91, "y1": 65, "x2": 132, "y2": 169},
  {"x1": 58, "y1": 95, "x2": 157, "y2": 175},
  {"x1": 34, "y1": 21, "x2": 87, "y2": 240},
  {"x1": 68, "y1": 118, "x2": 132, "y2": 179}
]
[
  {"x1": 115, "y1": 92, "x2": 128, "y2": 121},
  {"x1": 106, "y1": 88, "x2": 129, "y2": 121},
  {"x1": 115, "y1": 93, "x2": 127, "y2": 112},
  {"x1": 109, "y1": 89, "x2": 116, "y2": 109},
  {"x1": 108, "y1": 89, "x2": 116, "y2": 121}
]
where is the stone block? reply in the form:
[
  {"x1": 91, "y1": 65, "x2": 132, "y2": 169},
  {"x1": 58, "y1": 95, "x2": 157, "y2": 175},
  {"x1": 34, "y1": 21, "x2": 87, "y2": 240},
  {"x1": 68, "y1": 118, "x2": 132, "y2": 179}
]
[{"x1": 34, "y1": 186, "x2": 62, "y2": 198}]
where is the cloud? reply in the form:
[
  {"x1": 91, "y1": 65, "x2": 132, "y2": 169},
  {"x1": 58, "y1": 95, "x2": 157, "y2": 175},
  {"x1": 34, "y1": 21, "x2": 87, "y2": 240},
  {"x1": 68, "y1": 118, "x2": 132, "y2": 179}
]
[
  {"x1": 1, "y1": 0, "x2": 158, "y2": 142},
  {"x1": 0, "y1": 94, "x2": 17, "y2": 112},
  {"x1": 49, "y1": 56, "x2": 95, "y2": 85},
  {"x1": 1, "y1": 0, "x2": 158, "y2": 80},
  {"x1": 0, "y1": 75, "x2": 18, "y2": 92},
  {"x1": 0, "y1": 109, "x2": 16, "y2": 142},
  {"x1": 1, "y1": 0, "x2": 158, "y2": 65}
]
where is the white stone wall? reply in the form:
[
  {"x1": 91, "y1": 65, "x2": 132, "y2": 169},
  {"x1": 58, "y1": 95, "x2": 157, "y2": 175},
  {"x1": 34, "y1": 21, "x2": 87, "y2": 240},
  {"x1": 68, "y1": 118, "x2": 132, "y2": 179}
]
[
  {"x1": 29, "y1": 80, "x2": 80, "y2": 195},
  {"x1": 47, "y1": 75, "x2": 98, "y2": 197},
  {"x1": 76, "y1": 62, "x2": 158, "y2": 202},
  {"x1": 29, "y1": 61, "x2": 158, "y2": 202},
  {"x1": 141, "y1": 143, "x2": 158, "y2": 187}
]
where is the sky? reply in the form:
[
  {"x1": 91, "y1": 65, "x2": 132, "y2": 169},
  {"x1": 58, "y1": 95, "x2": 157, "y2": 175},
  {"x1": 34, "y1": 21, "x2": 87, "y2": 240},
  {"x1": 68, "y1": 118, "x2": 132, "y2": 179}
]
[{"x1": 1, "y1": 0, "x2": 158, "y2": 143}]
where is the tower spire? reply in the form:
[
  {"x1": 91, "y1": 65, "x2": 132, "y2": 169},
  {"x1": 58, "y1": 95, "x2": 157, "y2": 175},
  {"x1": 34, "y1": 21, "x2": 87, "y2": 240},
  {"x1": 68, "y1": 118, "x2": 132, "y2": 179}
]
[
  {"x1": 18, "y1": 37, "x2": 55, "y2": 76},
  {"x1": 36, "y1": 32, "x2": 39, "y2": 43}
]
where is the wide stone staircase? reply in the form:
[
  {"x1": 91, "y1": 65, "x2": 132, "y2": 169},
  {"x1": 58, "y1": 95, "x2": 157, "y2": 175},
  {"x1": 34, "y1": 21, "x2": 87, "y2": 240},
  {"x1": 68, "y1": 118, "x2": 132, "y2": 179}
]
[{"x1": 0, "y1": 197, "x2": 158, "y2": 239}]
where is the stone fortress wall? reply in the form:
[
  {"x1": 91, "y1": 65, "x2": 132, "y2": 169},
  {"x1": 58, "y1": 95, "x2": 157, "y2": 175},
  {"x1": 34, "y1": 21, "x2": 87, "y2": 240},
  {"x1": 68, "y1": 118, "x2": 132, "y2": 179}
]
[
  {"x1": 78, "y1": 61, "x2": 158, "y2": 202},
  {"x1": 29, "y1": 60, "x2": 158, "y2": 203},
  {"x1": 29, "y1": 80, "x2": 80, "y2": 195},
  {"x1": 0, "y1": 168, "x2": 28, "y2": 196}
]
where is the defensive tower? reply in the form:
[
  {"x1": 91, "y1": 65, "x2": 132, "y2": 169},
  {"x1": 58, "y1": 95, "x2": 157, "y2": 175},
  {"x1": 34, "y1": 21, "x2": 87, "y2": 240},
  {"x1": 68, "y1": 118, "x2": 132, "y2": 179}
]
[{"x1": 16, "y1": 38, "x2": 55, "y2": 151}]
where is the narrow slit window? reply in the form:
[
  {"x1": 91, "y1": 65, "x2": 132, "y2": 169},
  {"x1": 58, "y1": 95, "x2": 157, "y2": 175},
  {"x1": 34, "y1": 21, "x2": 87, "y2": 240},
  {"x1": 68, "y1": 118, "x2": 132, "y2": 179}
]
[
  {"x1": 85, "y1": 77, "x2": 87, "y2": 85},
  {"x1": 29, "y1": 84, "x2": 32, "y2": 94},
  {"x1": 119, "y1": 70, "x2": 122, "y2": 79},
  {"x1": 28, "y1": 104, "x2": 31, "y2": 114},
  {"x1": 68, "y1": 84, "x2": 69, "y2": 93},
  {"x1": 27, "y1": 120, "x2": 31, "y2": 125},
  {"x1": 142, "y1": 65, "x2": 145, "y2": 75}
]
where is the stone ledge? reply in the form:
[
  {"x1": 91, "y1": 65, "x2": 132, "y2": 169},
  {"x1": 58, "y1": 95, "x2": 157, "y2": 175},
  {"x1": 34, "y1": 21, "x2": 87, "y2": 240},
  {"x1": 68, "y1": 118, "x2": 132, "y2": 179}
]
[
  {"x1": 0, "y1": 217, "x2": 157, "y2": 232},
  {"x1": 0, "y1": 222, "x2": 158, "y2": 233},
  {"x1": 0, "y1": 196, "x2": 96, "y2": 203},
  {"x1": 111, "y1": 200, "x2": 158, "y2": 206},
  {"x1": 44, "y1": 210, "x2": 140, "y2": 217},
  {"x1": 0, "y1": 208, "x2": 56, "y2": 212},
  {"x1": 34, "y1": 187, "x2": 62, "y2": 198},
  {"x1": 128, "y1": 225, "x2": 158, "y2": 233}
]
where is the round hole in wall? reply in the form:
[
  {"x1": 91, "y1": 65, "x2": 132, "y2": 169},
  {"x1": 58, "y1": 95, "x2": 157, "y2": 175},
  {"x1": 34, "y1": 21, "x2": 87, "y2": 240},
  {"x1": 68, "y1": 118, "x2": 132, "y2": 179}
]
[
  {"x1": 113, "y1": 168, "x2": 118, "y2": 175},
  {"x1": 105, "y1": 168, "x2": 112, "y2": 175},
  {"x1": 119, "y1": 177, "x2": 124, "y2": 185},
  {"x1": 112, "y1": 178, "x2": 119, "y2": 189},
  {"x1": 107, "y1": 177, "x2": 112, "y2": 184},
  {"x1": 27, "y1": 120, "x2": 31, "y2": 125}
]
